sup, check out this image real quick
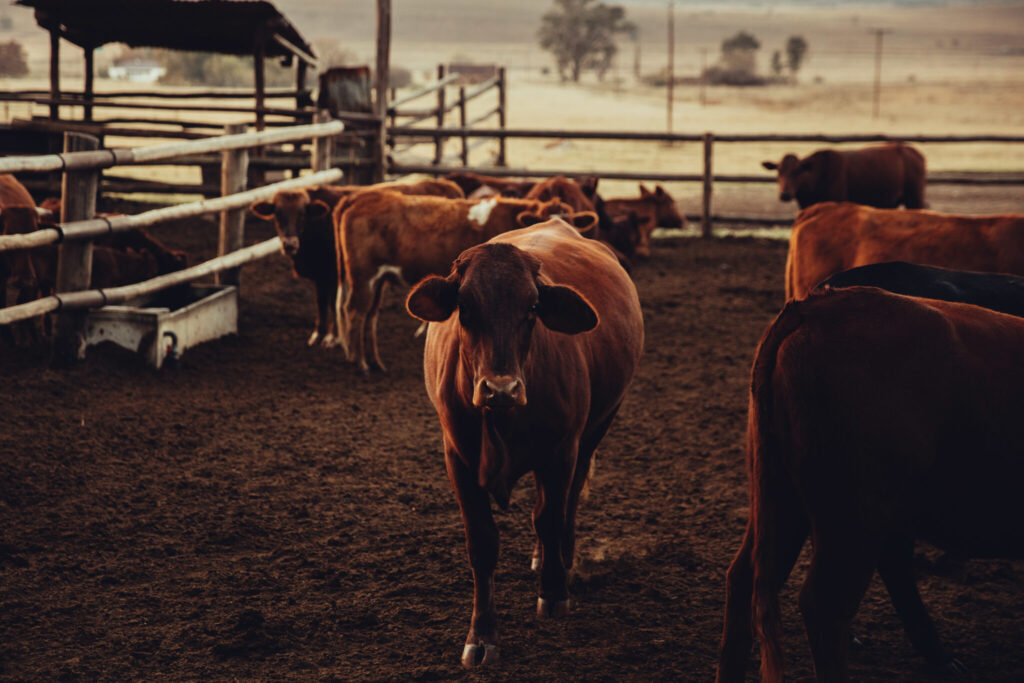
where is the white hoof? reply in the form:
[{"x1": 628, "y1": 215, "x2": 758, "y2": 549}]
[
  {"x1": 461, "y1": 642, "x2": 499, "y2": 667},
  {"x1": 306, "y1": 331, "x2": 322, "y2": 347},
  {"x1": 530, "y1": 555, "x2": 541, "y2": 572},
  {"x1": 536, "y1": 597, "x2": 570, "y2": 618}
]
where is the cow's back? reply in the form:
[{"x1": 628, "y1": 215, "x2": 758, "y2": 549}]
[
  {"x1": 842, "y1": 144, "x2": 916, "y2": 208},
  {"x1": 0, "y1": 174, "x2": 34, "y2": 208},
  {"x1": 787, "y1": 202, "x2": 1024, "y2": 299}
]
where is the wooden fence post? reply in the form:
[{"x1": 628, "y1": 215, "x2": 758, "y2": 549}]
[
  {"x1": 51, "y1": 132, "x2": 100, "y2": 366},
  {"x1": 373, "y1": 0, "x2": 391, "y2": 183},
  {"x1": 434, "y1": 64, "x2": 446, "y2": 166},
  {"x1": 217, "y1": 123, "x2": 249, "y2": 286},
  {"x1": 312, "y1": 110, "x2": 334, "y2": 173},
  {"x1": 702, "y1": 132, "x2": 713, "y2": 238},
  {"x1": 497, "y1": 66, "x2": 507, "y2": 166},
  {"x1": 458, "y1": 86, "x2": 468, "y2": 167}
]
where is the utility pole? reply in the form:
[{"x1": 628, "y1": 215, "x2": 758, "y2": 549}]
[
  {"x1": 869, "y1": 28, "x2": 891, "y2": 120},
  {"x1": 699, "y1": 46, "x2": 708, "y2": 107},
  {"x1": 667, "y1": 0, "x2": 674, "y2": 134},
  {"x1": 633, "y1": 27, "x2": 641, "y2": 81}
]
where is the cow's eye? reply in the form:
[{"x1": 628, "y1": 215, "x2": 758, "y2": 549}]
[{"x1": 527, "y1": 303, "x2": 539, "y2": 319}]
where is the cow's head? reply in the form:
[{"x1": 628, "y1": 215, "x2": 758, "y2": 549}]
[
  {"x1": 605, "y1": 211, "x2": 641, "y2": 264},
  {"x1": 0, "y1": 206, "x2": 46, "y2": 288},
  {"x1": 250, "y1": 190, "x2": 331, "y2": 257},
  {"x1": 763, "y1": 153, "x2": 819, "y2": 203},
  {"x1": 407, "y1": 242, "x2": 598, "y2": 411},
  {"x1": 641, "y1": 184, "x2": 684, "y2": 228}
]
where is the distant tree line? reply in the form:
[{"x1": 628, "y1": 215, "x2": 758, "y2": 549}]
[
  {"x1": 537, "y1": 0, "x2": 635, "y2": 82},
  {"x1": 704, "y1": 31, "x2": 809, "y2": 86}
]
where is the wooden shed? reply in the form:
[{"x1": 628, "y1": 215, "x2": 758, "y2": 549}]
[{"x1": 16, "y1": 0, "x2": 318, "y2": 131}]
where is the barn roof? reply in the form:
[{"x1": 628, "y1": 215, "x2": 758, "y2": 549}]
[{"x1": 16, "y1": 0, "x2": 316, "y2": 63}]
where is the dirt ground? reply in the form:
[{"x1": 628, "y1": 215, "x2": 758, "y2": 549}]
[{"x1": 2, "y1": 206, "x2": 1024, "y2": 682}]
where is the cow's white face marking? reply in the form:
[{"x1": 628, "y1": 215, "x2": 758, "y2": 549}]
[{"x1": 468, "y1": 198, "x2": 498, "y2": 226}]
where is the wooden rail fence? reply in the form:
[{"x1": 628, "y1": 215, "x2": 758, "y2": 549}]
[{"x1": 0, "y1": 118, "x2": 346, "y2": 365}]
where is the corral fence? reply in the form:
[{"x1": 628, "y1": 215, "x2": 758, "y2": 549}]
[
  {"x1": 0, "y1": 115, "x2": 361, "y2": 365},
  {"x1": 386, "y1": 128, "x2": 1024, "y2": 236}
]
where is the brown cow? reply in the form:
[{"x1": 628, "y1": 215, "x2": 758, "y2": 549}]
[
  {"x1": 406, "y1": 218, "x2": 644, "y2": 667},
  {"x1": 525, "y1": 175, "x2": 640, "y2": 264},
  {"x1": 762, "y1": 142, "x2": 926, "y2": 209},
  {"x1": 717, "y1": 286, "x2": 1024, "y2": 682},
  {"x1": 445, "y1": 171, "x2": 536, "y2": 198},
  {"x1": 604, "y1": 184, "x2": 684, "y2": 259},
  {"x1": 786, "y1": 202, "x2": 1024, "y2": 299},
  {"x1": 335, "y1": 189, "x2": 586, "y2": 374},
  {"x1": 250, "y1": 179, "x2": 464, "y2": 347}
]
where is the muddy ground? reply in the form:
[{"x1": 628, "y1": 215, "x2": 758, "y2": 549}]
[{"x1": 2, "y1": 209, "x2": 1023, "y2": 682}]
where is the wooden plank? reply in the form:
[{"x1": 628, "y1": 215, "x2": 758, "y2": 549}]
[
  {"x1": 387, "y1": 73, "x2": 459, "y2": 110},
  {"x1": 52, "y1": 132, "x2": 100, "y2": 366},
  {"x1": 497, "y1": 67, "x2": 507, "y2": 166},
  {"x1": 48, "y1": 29, "x2": 60, "y2": 120},
  {"x1": 0, "y1": 93, "x2": 313, "y2": 118},
  {"x1": 462, "y1": 76, "x2": 499, "y2": 102},
  {"x1": 435, "y1": 64, "x2": 446, "y2": 165}
]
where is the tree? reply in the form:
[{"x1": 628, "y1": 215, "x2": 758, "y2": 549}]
[
  {"x1": 0, "y1": 40, "x2": 28, "y2": 77},
  {"x1": 786, "y1": 35, "x2": 808, "y2": 78},
  {"x1": 538, "y1": 0, "x2": 635, "y2": 83}
]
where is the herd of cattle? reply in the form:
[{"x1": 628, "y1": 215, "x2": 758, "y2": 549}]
[{"x1": 3, "y1": 139, "x2": 1024, "y2": 679}]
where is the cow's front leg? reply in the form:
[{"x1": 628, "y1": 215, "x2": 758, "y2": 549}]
[
  {"x1": 533, "y1": 450, "x2": 575, "y2": 618},
  {"x1": 309, "y1": 277, "x2": 336, "y2": 347},
  {"x1": 446, "y1": 447, "x2": 500, "y2": 667}
]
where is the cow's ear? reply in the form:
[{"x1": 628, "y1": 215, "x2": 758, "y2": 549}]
[
  {"x1": 517, "y1": 210, "x2": 545, "y2": 227},
  {"x1": 655, "y1": 185, "x2": 668, "y2": 197},
  {"x1": 568, "y1": 211, "x2": 597, "y2": 234},
  {"x1": 639, "y1": 184, "x2": 652, "y2": 197},
  {"x1": 250, "y1": 200, "x2": 275, "y2": 219},
  {"x1": 307, "y1": 200, "x2": 330, "y2": 220},
  {"x1": 762, "y1": 161, "x2": 778, "y2": 170},
  {"x1": 407, "y1": 274, "x2": 459, "y2": 322},
  {"x1": 537, "y1": 284, "x2": 598, "y2": 335}
]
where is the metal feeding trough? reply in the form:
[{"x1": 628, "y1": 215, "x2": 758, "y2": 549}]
[{"x1": 85, "y1": 284, "x2": 237, "y2": 368}]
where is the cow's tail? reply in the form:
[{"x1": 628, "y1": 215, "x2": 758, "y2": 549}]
[{"x1": 748, "y1": 301, "x2": 805, "y2": 683}]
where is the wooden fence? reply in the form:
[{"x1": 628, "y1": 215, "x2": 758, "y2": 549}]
[
  {"x1": 0, "y1": 117, "x2": 345, "y2": 365},
  {"x1": 386, "y1": 127, "x2": 1024, "y2": 236}
]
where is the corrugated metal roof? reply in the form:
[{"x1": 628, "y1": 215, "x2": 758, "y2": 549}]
[{"x1": 16, "y1": 0, "x2": 316, "y2": 61}]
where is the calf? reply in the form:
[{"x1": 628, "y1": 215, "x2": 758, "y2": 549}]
[
  {"x1": 335, "y1": 190, "x2": 583, "y2": 374},
  {"x1": 786, "y1": 202, "x2": 1024, "y2": 300},
  {"x1": 406, "y1": 218, "x2": 644, "y2": 667},
  {"x1": 816, "y1": 261, "x2": 1024, "y2": 317},
  {"x1": 250, "y1": 179, "x2": 464, "y2": 347},
  {"x1": 718, "y1": 286, "x2": 1024, "y2": 681},
  {"x1": 763, "y1": 142, "x2": 926, "y2": 209},
  {"x1": 603, "y1": 184, "x2": 684, "y2": 259}
]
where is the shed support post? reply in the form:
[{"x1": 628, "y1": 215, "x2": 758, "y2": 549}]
[
  {"x1": 48, "y1": 29, "x2": 60, "y2": 121},
  {"x1": 217, "y1": 123, "x2": 250, "y2": 287},
  {"x1": 373, "y1": 0, "x2": 391, "y2": 182},
  {"x1": 702, "y1": 132, "x2": 713, "y2": 239},
  {"x1": 83, "y1": 46, "x2": 94, "y2": 122},
  {"x1": 51, "y1": 132, "x2": 100, "y2": 366},
  {"x1": 312, "y1": 110, "x2": 334, "y2": 173},
  {"x1": 497, "y1": 66, "x2": 507, "y2": 166},
  {"x1": 434, "y1": 64, "x2": 446, "y2": 166}
]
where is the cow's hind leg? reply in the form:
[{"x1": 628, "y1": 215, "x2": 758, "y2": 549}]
[
  {"x1": 717, "y1": 499, "x2": 808, "y2": 683},
  {"x1": 309, "y1": 278, "x2": 334, "y2": 347},
  {"x1": 878, "y1": 534, "x2": 965, "y2": 674},
  {"x1": 446, "y1": 445, "x2": 501, "y2": 667},
  {"x1": 799, "y1": 530, "x2": 878, "y2": 683},
  {"x1": 342, "y1": 275, "x2": 373, "y2": 375},
  {"x1": 364, "y1": 275, "x2": 388, "y2": 372}
]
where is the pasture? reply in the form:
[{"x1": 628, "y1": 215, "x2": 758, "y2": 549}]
[{"x1": 3, "y1": 209, "x2": 1024, "y2": 680}]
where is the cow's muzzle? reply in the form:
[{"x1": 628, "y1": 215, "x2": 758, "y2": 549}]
[
  {"x1": 779, "y1": 192, "x2": 793, "y2": 202},
  {"x1": 472, "y1": 375, "x2": 526, "y2": 408},
  {"x1": 281, "y1": 236, "x2": 300, "y2": 256}
]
